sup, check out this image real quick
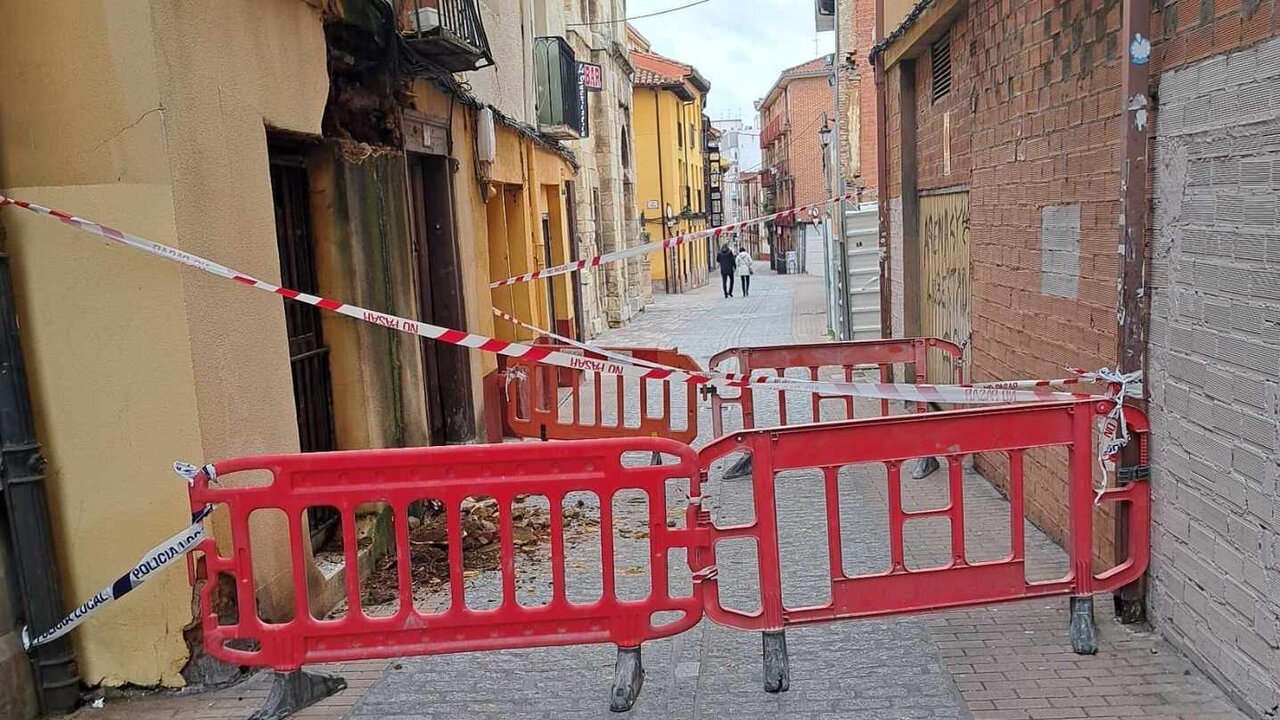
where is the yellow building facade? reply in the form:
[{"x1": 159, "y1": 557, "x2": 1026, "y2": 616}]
[
  {"x1": 0, "y1": 0, "x2": 576, "y2": 692},
  {"x1": 629, "y1": 30, "x2": 714, "y2": 294}
]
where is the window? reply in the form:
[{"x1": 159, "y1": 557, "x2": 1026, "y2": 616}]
[
  {"x1": 621, "y1": 126, "x2": 631, "y2": 168},
  {"x1": 931, "y1": 30, "x2": 953, "y2": 103}
]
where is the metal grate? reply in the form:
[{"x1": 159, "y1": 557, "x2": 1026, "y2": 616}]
[
  {"x1": 931, "y1": 30, "x2": 952, "y2": 104},
  {"x1": 269, "y1": 153, "x2": 339, "y2": 549}
]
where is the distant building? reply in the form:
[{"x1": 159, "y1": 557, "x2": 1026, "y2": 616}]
[
  {"x1": 629, "y1": 25, "x2": 714, "y2": 294},
  {"x1": 757, "y1": 54, "x2": 836, "y2": 273}
]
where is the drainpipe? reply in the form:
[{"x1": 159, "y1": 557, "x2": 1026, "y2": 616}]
[
  {"x1": 1113, "y1": 0, "x2": 1153, "y2": 625},
  {"x1": 831, "y1": 4, "x2": 852, "y2": 339},
  {"x1": 0, "y1": 224, "x2": 80, "y2": 714},
  {"x1": 874, "y1": 0, "x2": 893, "y2": 341}
]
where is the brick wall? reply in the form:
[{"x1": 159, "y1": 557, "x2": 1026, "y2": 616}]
[
  {"x1": 1148, "y1": 35, "x2": 1280, "y2": 717},
  {"x1": 785, "y1": 75, "x2": 837, "y2": 210},
  {"x1": 881, "y1": 0, "x2": 1128, "y2": 559},
  {"x1": 913, "y1": 13, "x2": 974, "y2": 191},
  {"x1": 839, "y1": 0, "x2": 881, "y2": 193},
  {"x1": 879, "y1": 0, "x2": 1280, "y2": 714}
]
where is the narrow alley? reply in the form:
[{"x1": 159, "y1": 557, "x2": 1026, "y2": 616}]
[{"x1": 72, "y1": 270, "x2": 1245, "y2": 720}]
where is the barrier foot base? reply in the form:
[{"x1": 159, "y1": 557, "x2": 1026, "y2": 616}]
[
  {"x1": 610, "y1": 646, "x2": 644, "y2": 712},
  {"x1": 762, "y1": 630, "x2": 790, "y2": 694},
  {"x1": 725, "y1": 454, "x2": 754, "y2": 480},
  {"x1": 1069, "y1": 596, "x2": 1098, "y2": 656},
  {"x1": 248, "y1": 669, "x2": 347, "y2": 720},
  {"x1": 911, "y1": 456, "x2": 941, "y2": 480}
]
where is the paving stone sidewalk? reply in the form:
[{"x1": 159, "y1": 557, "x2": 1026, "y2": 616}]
[{"x1": 75, "y1": 267, "x2": 1247, "y2": 720}]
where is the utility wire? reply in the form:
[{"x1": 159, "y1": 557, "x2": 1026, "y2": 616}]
[{"x1": 567, "y1": 0, "x2": 712, "y2": 27}]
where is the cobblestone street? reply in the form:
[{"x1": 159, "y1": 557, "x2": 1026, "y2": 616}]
[{"x1": 76, "y1": 269, "x2": 1249, "y2": 720}]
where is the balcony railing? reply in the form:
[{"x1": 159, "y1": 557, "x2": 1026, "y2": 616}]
[
  {"x1": 534, "y1": 37, "x2": 588, "y2": 141},
  {"x1": 760, "y1": 116, "x2": 785, "y2": 147},
  {"x1": 397, "y1": 0, "x2": 494, "y2": 73}
]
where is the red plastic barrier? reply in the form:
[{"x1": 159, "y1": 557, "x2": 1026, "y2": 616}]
[
  {"x1": 188, "y1": 438, "x2": 705, "y2": 685},
  {"x1": 709, "y1": 337, "x2": 964, "y2": 436},
  {"x1": 505, "y1": 345, "x2": 702, "y2": 444},
  {"x1": 695, "y1": 399, "x2": 1149, "y2": 637},
  {"x1": 188, "y1": 399, "x2": 1150, "y2": 714}
]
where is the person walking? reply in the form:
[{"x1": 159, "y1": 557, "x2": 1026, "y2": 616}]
[
  {"x1": 716, "y1": 244, "x2": 737, "y2": 298},
  {"x1": 736, "y1": 246, "x2": 754, "y2": 297}
]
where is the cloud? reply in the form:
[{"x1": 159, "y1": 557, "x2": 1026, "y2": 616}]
[{"x1": 630, "y1": 0, "x2": 835, "y2": 121}]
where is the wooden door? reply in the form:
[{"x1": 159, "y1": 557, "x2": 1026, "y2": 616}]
[
  {"x1": 918, "y1": 191, "x2": 971, "y2": 383},
  {"x1": 407, "y1": 153, "x2": 476, "y2": 444}
]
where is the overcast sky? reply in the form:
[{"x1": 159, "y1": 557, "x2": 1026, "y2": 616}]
[{"x1": 629, "y1": 0, "x2": 835, "y2": 124}]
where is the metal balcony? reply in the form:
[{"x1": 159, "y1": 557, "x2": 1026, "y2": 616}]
[
  {"x1": 396, "y1": 0, "x2": 494, "y2": 73},
  {"x1": 534, "y1": 37, "x2": 588, "y2": 141}
]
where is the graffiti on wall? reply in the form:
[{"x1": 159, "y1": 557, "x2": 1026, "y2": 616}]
[{"x1": 919, "y1": 192, "x2": 971, "y2": 383}]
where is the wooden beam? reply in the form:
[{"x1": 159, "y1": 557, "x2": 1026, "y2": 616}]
[{"x1": 883, "y1": 0, "x2": 967, "y2": 70}]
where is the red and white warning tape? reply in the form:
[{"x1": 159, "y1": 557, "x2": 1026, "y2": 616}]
[
  {"x1": 490, "y1": 192, "x2": 861, "y2": 288},
  {"x1": 490, "y1": 310, "x2": 1115, "y2": 405},
  {"x1": 0, "y1": 194, "x2": 1111, "y2": 406}
]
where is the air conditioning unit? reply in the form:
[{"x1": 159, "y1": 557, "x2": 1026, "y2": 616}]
[
  {"x1": 412, "y1": 6, "x2": 441, "y2": 32},
  {"x1": 815, "y1": 0, "x2": 835, "y2": 31}
]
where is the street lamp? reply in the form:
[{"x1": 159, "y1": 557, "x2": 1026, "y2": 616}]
[{"x1": 818, "y1": 121, "x2": 833, "y2": 151}]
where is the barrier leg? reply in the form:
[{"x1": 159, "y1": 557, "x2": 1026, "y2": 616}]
[
  {"x1": 911, "y1": 456, "x2": 940, "y2": 479},
  {"x1": 610, "y1": 646, "x2": 644, "y2": 712},
  {"x1": 249, "y1": 669, "x2": 347, "y2": 720},
  {"x1": 1069, "y1": 596, "x2": 1098, "y2": 655},
  {"x1": 762, "y1": 630, "x2": 790, "y2": 694}
]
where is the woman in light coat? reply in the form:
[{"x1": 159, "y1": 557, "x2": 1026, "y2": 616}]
[{"x1": 735, "y1": 247, "x2": 754, "y2": 297}]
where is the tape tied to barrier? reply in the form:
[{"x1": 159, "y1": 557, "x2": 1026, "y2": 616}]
[
  {"x1": 1, "y1": 194, "x2": 1125, "y2": 407},
  {"x1": 490, "y1": 191, "x2": 861, "y2": 288},
  {"x1": 24, "y1": 499, "x2": 214, "y2": 650}
]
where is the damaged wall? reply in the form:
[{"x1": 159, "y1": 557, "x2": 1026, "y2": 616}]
[
  {"x1": 310, "y1": 144, "x2": 431, "y2": 451},
  {"x1": 0, "y1": 0, "x2": 329, "y2": 687}
]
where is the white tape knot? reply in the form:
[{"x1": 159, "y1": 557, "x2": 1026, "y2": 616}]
[
  {"x1": 503, "y1": 367, "x2": 529, "y2": 397},
  {"x1": 693, "y1": 565, "x2": 719, "y2": 582},
  {"x1": 173, "y1": 461, "x2": 216, "y2": 486},
  {"x1": 1076, "y1": 367, "x2": 1144, "y2": 504}
]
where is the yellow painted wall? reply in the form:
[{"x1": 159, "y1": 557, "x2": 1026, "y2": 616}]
[
  {"x1": 633, "y1": 87, "x2": 711, "y2": 290},
  {"x1": 405, "y1": 81, "x2": 574, "y2": 352},
  {"x1": 0, "y1": 0, "x2": 328, "y2": 686}
]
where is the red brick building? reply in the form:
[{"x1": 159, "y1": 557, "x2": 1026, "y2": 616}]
[
  {"x1": 838, "y1": 0, "x2": 881, "y2": 196},
  {"x1": 876, "y1": 0, "x2": 1280, "y2": 713},
  {"x1": 758, "y1": 55, "x2": 836, "y2": 272}
]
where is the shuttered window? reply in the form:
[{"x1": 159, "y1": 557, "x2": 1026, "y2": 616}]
[{"x1": 931, "y1": 30, "x2": 952, "y2": 104}]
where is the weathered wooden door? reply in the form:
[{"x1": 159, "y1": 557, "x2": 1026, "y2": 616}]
[
  {"x1": 918, "y1": 191, "x2": 971, "y2": 383},
  {"x1": 407, "y1": 152, "x2": 476, "y2": 445}
]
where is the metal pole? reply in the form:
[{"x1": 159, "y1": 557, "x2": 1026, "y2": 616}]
[
  {"x1": 0, "y1": 224, "x2": 80, "y2": 715},
  {"x1": 831, "y1": 0, "x2": 852, "y2": 339},
  {"x1": 874, "y1": 0, "x2": 893, "y2": 341},
  {"x1": 1113, "y1": 0, "x2": 1153, "y2": 625}
]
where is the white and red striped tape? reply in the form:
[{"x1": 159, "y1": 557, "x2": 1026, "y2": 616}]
[
  {"x1": 0, "y1": 194, "x2": 1111, "y2": 406},
  {"x1": 490, "y1": 192, "x2": 861, "y2": 289},
  {"x1": 491, "y1": 310, "x2": 1114, "y2": 404}
]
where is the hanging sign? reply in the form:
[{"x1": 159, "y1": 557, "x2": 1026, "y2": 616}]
[{"x1": 579, "y1": 62, "x2": 604, "y2": 91}]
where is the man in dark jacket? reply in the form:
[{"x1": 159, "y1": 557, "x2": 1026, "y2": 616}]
[{"x1": 716, "y1": 245, "x2": 737, "y2": 298}]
